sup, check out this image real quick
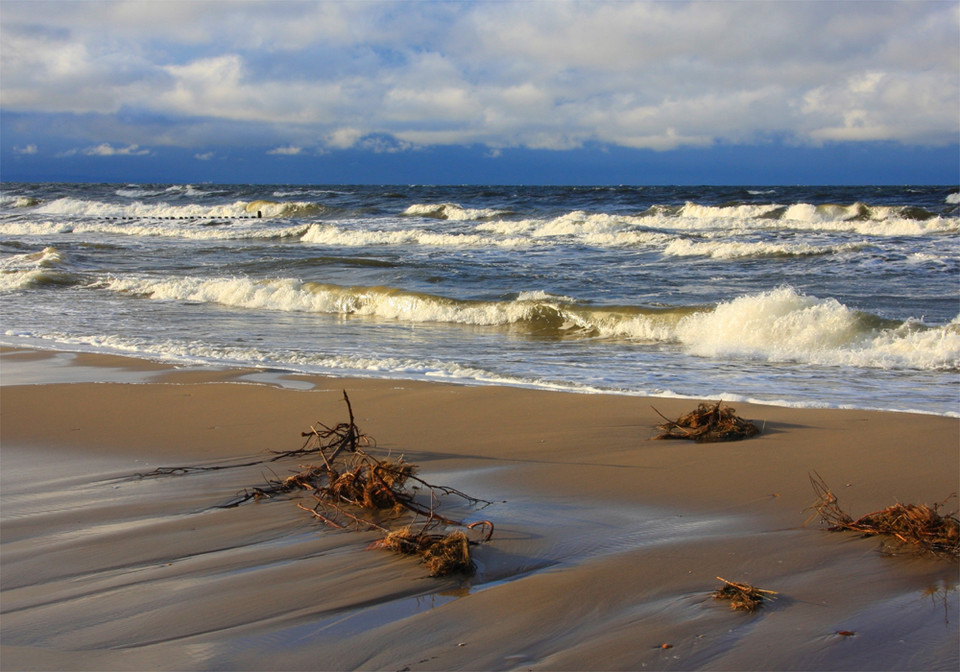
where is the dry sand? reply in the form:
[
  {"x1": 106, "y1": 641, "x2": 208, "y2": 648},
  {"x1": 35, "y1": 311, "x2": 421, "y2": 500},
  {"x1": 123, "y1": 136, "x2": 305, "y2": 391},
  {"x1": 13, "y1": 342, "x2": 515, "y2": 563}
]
[{"x1": 1, "y1": 347, "x2": 958, "y2": 671}]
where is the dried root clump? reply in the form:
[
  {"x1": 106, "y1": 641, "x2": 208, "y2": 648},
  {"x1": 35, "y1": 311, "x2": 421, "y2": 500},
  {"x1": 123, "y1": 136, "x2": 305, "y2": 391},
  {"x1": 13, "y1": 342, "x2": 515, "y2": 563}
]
[
  {"x1": 652, "y1": 401, "x2": 760, "y2": 443},
  {"x1": 371, "y1": 527, "x2": 474, "y2": 577},
  {"x1": 241, "y1": 391, "x2": 493, "y2": 577},
  {"x1": 129, "y1": 390, "x2": 496, "y2": 578},
  {"x1": 712, "y1": 577, "x2": 777, "y2": 612},
  {"x1": 808, "y1": 473, "x2": 959, "y2": 559}
]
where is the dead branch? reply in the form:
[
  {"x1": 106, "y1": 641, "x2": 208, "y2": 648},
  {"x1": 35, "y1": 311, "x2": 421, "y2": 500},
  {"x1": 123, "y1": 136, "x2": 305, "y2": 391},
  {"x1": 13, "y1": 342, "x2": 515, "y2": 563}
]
[{"x1": 807, "y1": 472, "x2": 959, "y2": 559}]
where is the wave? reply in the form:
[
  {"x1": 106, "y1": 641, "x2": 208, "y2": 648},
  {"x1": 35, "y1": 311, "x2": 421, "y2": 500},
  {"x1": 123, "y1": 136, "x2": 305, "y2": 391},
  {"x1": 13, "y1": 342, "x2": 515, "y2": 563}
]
[
  {"x1": 115, "y1": 184, "x2": 216, "y2": 199},
  {"x1": 673, "y1": 287, "x2": 959, "y2": 370},
  {"x1": 5, "y1": 195, "x2": 956, "y2": 248},
  {"x1": 485, "y1": 207, "x2": 957, "y2": 241},
  {"x1": 642, "y1": 202, "x2": 957, "y2": 236},
  {"x1": 0, "y1": 218, "x2": 312, "y2": 241},
  {"x1": 11, "y1": 196, "x2": 338, "y2": 222},
  {"x1": 96, "y1": 276, "x2": 958, "y2": 371},
  {"x1": 0, "y1": 196, "x2": 43, "y2": 208},
  {"x1": 300, "y1": 223, "x2": 532, "y2": 248},
  {"x1": 403, "y1": 203, "x2": 509, "y2": 220},
  {"x1": 244, "y1": 199, "x2": 336, "y2": 218},
  {"x1": 662, "y1": 238, "x2": 868, "y2": 259},
  {"x1": 0, "y1": 246, "x2": 80, "y2": 291},
  {"x1": 27, "y1": 196, "x2": 252, "y2": 219}
]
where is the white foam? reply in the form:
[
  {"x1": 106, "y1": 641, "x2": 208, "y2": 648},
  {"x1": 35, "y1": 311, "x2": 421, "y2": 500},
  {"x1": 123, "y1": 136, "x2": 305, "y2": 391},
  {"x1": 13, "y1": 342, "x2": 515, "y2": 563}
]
[
  {"x1": 0, "y1": 218, "x2": 310, "y2": 241},
  {"x1": 673, "y1": 287, "x2": 960, "y2": 370},
  {"x1": 778, "y1": 204, "x2": 957, "y2": 235},
  {"x1": 300, "y1": 223, "x2": 530, "y2": 248},
  {"x1": 403, "y1": 203, "x2": 506, "y2": 220},
  {"x1": 92, "y1": 274, "x2": 960, "y2": 373},
  {"x1": 0, "y1": 246, "x2": 73, "y2": 291},
  {"x1": 31, "y1": 196, "x2": 249, "y2": 220},
  {"x1": 662, "y1": 238, "x2": 867, "y2": 259},
  {"x1": 99, "y1": 274, "x2": 550, "y2": 327}
]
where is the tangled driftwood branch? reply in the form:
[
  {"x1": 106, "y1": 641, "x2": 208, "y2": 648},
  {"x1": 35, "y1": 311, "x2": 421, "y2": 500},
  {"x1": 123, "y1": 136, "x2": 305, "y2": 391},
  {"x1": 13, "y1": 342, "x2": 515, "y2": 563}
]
[
  {"x1": 652, "y1": 400, "x2": 760, "y2": 443},
  {"x1": 135, "y1": 390, "x2": 493, "y2": 577},
  {"x1": 236, "y1": 391, "x2": 493, "y2": 575},
  {"x1": 712, "y1": 577, "x2": 778, "y2": 612},
  {"x1": 808, "y1": 472, "x2": 959, "y2": 559}
]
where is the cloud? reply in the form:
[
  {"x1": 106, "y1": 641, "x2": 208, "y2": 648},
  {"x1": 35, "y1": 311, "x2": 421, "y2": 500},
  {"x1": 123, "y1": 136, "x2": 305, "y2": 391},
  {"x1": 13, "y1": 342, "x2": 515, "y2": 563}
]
[
  {"x1": 194, "y1": 151, "x2": 215, "y2": 160},
  {"x1": 1, "y1": 0, "x2": 956, "y2": 156},
  {"x1": 267, "y1": 145, "x2": 302, "y2": 155},
  {"x1": 14, "y1": 144, "x2": 38, "y2": 154},
  {"x1": 82, "y1": 143, "x2": 150, "y2": 156}
]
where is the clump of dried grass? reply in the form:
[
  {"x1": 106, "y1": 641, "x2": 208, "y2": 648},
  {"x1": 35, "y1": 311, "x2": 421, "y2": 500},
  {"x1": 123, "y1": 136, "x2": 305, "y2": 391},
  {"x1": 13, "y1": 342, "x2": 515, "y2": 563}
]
[
  {"x1": 712, "y1": 577, "x2": 777, "y2": 612},
  {"x1": 808, "y1": 473, "x2": 959, "y2": 559},
  {"x1": 652, "y1": 401, "x2": 760, "y2": 443},
  {"x1": 371, "y1": 527, "x2": 474, "y2": 577}
]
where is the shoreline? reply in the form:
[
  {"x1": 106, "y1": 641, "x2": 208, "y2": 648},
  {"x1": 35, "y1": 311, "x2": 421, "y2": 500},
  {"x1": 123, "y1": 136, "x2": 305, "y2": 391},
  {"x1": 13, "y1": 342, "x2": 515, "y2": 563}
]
[
  {"x1": 2, "y1": 343, "x2": 956, "y2": 419},
  {"x1": 1, "y1": 346, "x2": 958, "y2": 670}
]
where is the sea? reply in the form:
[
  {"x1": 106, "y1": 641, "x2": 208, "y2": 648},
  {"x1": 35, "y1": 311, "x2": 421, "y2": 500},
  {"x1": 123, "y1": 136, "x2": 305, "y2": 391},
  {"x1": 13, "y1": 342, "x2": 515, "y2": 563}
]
[{"x1": 1, "y1": 183, "x2": 958, "y2": 416}]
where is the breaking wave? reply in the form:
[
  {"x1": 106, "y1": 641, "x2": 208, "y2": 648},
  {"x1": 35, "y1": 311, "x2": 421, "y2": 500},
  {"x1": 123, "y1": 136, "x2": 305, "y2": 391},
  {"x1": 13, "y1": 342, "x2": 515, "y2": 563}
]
[
  {"x1": 0, "y1": 246, "x2": 80, "y2": 291},
  {"x1": 97, "y1": 276, "x2": 958, "y2": 371},
  {"x1": 403, "y1": 203, "x2": 509, "y2": 220},
  {"x1": 662, "y1": 239, "x2": 869, "y2": 259}
]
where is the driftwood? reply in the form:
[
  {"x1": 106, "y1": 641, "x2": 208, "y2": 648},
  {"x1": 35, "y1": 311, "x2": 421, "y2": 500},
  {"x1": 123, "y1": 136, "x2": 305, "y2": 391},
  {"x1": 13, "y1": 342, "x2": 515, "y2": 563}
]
[
  {"x1": 712, "y1": 577, "x2": 778, "y2": 612},
  {"x1": 242, "y1": 391, "x2": 493, "y2": 576},
  {"x1": 652, "y1": 400, "x2": 760, "y2": 443},
  {"x1": 133, "y1": 390, "x2": 493, "y2": 577},
  {"x1": 807, "y1": 472, "x2": 959, "y2": 559}
]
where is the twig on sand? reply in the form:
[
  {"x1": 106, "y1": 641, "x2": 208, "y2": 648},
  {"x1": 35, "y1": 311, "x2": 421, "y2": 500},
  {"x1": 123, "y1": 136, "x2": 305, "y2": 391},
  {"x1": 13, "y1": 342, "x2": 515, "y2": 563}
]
[{"x1": 712, "y1": 577, "x2": 778, "y2": 612}]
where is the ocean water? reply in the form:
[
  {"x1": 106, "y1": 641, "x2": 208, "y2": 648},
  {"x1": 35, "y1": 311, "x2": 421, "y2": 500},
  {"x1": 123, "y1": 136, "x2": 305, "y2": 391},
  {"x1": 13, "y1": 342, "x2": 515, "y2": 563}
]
[{"x1": 1, "y1": 182, "x2": 958, "y2": 415}]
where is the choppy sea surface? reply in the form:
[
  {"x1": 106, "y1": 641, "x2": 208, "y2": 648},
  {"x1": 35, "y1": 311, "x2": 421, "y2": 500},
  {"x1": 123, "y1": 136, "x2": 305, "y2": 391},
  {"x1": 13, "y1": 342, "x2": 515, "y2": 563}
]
[{"x1": 1, "y1": 183, "x2": 957, "y2": 415}]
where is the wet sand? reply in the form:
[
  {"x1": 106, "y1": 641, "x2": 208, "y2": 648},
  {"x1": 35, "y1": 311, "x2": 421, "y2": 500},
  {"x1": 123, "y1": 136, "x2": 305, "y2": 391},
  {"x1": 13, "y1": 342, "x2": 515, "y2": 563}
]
[{"x1": 1, "y1": 347, "x2": 958, "y2": 670}]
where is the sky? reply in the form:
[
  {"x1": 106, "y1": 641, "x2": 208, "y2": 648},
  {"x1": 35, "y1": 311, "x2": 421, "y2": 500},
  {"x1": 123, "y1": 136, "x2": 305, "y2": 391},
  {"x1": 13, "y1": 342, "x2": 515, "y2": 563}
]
[{"x1": 1, "y1": 0, "x2": 958, "y2": 185}]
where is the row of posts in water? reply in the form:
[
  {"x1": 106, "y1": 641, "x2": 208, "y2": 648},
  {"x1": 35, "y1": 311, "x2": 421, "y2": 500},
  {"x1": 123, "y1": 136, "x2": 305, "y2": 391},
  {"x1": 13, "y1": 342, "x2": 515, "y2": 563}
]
[{"x1": 89, "y1": 211, "x2": 264, "y2": 221}]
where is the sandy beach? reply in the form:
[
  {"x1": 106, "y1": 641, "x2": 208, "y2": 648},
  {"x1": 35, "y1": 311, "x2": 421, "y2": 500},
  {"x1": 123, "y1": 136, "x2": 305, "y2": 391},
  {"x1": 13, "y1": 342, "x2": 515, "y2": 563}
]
[{"x1": 1, "y1": 347, "x2": 957, "y2": 671}]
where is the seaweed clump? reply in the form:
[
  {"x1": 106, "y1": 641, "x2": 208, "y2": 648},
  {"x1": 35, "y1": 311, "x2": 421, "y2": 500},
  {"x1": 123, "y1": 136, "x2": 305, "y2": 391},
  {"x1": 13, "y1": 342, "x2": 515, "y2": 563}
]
[
  {"x1": 808, "y1": 473, "x2": 959, "y2": 559},
  {"x1": 712, "y1": 577, "x2": 777, "y2": 612},
  {"x1": 652, "y1": 401, "x2": 760, "y2": 443}
]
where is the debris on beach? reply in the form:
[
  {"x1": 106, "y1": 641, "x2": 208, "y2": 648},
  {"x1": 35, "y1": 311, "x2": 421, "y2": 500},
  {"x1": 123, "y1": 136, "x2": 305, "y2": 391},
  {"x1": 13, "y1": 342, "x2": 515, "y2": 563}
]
[
  {"x1": 807, "y1": 472, "x2": 959, "y2": 559},
  {"x1": 369, "y1": 527, "x2": 474, "y2": 577},
  {"x1": 712, "y1": 577, "x2": 778, "y2": 612},
  {"x1": 652, "y1": 400, "x2": 760, "y2": 443},
  {"x1": 137, "y1": 390, "x2": 493, "y2": 577}
]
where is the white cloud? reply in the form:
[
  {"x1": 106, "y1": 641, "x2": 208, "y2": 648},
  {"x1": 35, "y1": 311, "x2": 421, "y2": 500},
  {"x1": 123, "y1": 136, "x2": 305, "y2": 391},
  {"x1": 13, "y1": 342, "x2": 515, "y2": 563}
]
[
  {"x1": 325, "y1": 128, "x2": 364, "y2": 150},
  {"x1": 267, "y1": 145, "x2": 302, "y2": 156},
  {"x1": 1, "y1": 1, "x2": 956, "y2": 153},
  {"x1": 82, "y1": 143, "x2": 150, "y2": 156},
  {"x1": 14, "y1": 144, "x2": 38, "y2": 154},
  {"x1": 194, "y1": 151, "x2": 215, "y2": 160}
]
